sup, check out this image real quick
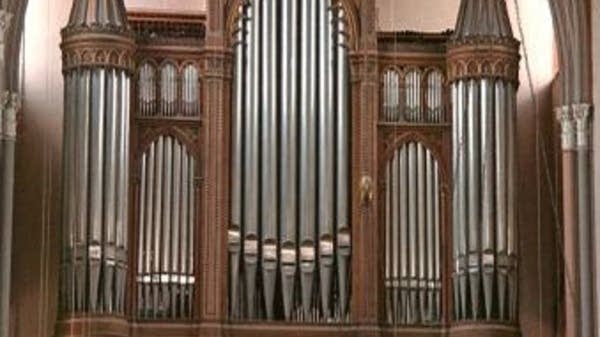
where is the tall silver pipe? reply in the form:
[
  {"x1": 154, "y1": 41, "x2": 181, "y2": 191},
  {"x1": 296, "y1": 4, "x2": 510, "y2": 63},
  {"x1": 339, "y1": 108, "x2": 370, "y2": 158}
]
[
  {"x1": 279, "y1": 0, "x2": 298, "y2": 321},
  {"x1": 180, "y1": 151, "x2": 190, "y2": 317},
  {"x1": 144, "y1": 142, "x2": 155, "y2": 316},
  {"x1": 138, "y1": 153, "x2": 147, "y2": 314},
  {"x1": 385, "y1": 163, "x2": 393, "y2": 324},
  {"x1": 506, "y1": 82, "x2": 517, "y2": 321},
  {"x1": 480, "y1": 79, "x2": 494, "y2": 319},
  {"x1": 417, "y1": 144, "x2": 426, "y2": 322},
  {"x1": 261, "y1": 0, "x2": 277, "y2": 320},
  {"x1": 187, "y1": 158, "x2": 195, "y2": 316},
  {"x1": 299, "y1": 0, "x2": 317, "y2": 318},
  {"x1": 103, "y1": 69, "x2": 117, "y2": 313},
  {"x1": 451, "y1": 82, "x2": 460, "y2": 319},
  {"x1": 89, "y1": 69, "x2": 106, "y2": 312},
  {"x1": 243, "y1": 0, "x2": 260, "y2": 318},
  {"x1": 391, "y1": 151, "x2": 400, "y2": 323},
  {"x1": 170, "y1": 142, "x2": 182, "y2": 318},
  {"x1": 433, "y1": 160, "x2": 441, "y2": 320},
  {"x1": 456, "y1": 80, "x2": 468, "y2": 318},
  {"x1": 494, "y1": 80, "x2": 508, "y2": 319},
  {"x1": 336, "y1": 7, "x2": 350, "y2": 319},
  {"x1": 399, "y1": 145, "x2": 408, "y2": 323},
  {"x1": 162, "y1": 137, "x2": 173, "y2": 310},
  {"x1": 153, "y1": 136, "x2": 164, "y2": 317},
  {"x1": 466, "y1": 79, "x2": 481, "y2": 319},
  {"x1": 407, "y1": 143, "x2": 417, "y2": 323},
  {"x1": 426, "y1": 152, "x2": 435, "y2": 322},
  {"x1": 317, "y1": 0, "x2": 335, "y2": 319},
  {"x1": 119, "y1": 73, "x2": 130, "y2": 314},
  {"x1": 229, "y1": 5, "x2": 244, "y2": 319}
]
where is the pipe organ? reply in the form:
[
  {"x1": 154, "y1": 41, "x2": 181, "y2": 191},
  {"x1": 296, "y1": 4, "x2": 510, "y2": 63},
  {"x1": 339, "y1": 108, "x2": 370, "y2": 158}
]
[
  {"x1": 55, "y1": 1, "x2": 525, "y2": 336},
  {"x1": 384, "y1": 143, "x2": 442, "y2": 325},
  {"x1": 448, "y1": 0, "x2": 520, "y2": 323},
  {"x1": 229, "y1": 0, "x2": 350, "y2": 322}
]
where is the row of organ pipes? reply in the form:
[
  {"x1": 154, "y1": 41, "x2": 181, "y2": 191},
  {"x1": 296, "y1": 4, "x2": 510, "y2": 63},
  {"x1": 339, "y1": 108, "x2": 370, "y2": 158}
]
[
  {"x1": 452, "y1": 78, "x2": 518, "y2": 321},
  {"x1": 61, "y1": 67, "x2": 131, "y2": 314},
  {"x1": 229, "y1": 0, "x2": 350, "y2": 322},
  {"x1": 138, "y1": 62, "x2": 200, "y2": 117},
  {"x1": 384, "y1": 143, "x2": 442, "y2": 325},
  {"x1": 381, "y1": 69, "x2": 445, "y2": 123},
  {"x1": 136, "y1": 136, "x2": 197, "y2": 319}
]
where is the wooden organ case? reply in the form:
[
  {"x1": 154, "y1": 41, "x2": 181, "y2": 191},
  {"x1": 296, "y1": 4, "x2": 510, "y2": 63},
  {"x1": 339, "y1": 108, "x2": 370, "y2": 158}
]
[{"x1": 56, "y1": 1, "x2": 520, "y2": 337}]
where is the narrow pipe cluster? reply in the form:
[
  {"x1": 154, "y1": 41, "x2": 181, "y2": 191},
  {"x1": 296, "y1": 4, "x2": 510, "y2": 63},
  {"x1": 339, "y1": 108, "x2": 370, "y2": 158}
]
[
  {"x1": 138, "y1": 62, "x2": 200, "y2": 117},
  {"x1": 381, "y1": 69, "x2": 444, "y2": 123},
  {"x1": 384, "y1": 142, "x2": 442, "y2": 325},
  {"x1": 61, "y1": 67, "x2": 131, "y2": 314},
  {"x1": 136, "y1": 136, "x2": 196, "y2": 319},
  {"x1": 229, "y1": 0, "x2": 350, "y2": 322},
  {"x1": 451, "y1": 78, "x2": 518, "y2": 321}
]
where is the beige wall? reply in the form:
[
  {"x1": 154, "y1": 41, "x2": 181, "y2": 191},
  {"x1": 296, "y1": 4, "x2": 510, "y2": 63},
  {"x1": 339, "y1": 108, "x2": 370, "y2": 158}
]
[{"x1": 125, "y1": 0, "x2": 206, "y2": 12}]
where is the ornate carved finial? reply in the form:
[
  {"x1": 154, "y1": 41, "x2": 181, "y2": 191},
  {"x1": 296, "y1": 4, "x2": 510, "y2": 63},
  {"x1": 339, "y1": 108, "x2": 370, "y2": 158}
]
[
  {"x1": 556, "y1": 105, "x2": 576, "y2": 151},
  {"x1": 447, "y1": 0, "x2": 520, "y2": 84},
  {"x1": 572, "y1": 103, "x2": 592, "y2": 149},
  {"x1": 1, "y1": 91, "x2": 21, "y2": 141}
]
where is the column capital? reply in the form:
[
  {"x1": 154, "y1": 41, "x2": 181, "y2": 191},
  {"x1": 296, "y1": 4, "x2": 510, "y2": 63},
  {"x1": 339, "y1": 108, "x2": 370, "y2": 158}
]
[
  {"x1": 556, "y1": 105, "x2": 577, "y2": 151},
  {"x1": 572, "y1": 103, "x2": 593, "y2": 149},
  {"x1": 1, "y1": 91, "x2": 21, "y2": 141},
  {"x1": 0, "y1": 10, "x2": 13, "y2": 41}
]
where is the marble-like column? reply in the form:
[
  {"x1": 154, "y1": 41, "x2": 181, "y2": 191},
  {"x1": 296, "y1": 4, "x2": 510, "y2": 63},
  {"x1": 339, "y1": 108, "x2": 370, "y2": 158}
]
[
  {"x1": 573, "y1": 104, "x2": 593, "y2": 337},
  {"x1": 0, "y1": 91, "x2": 19, "y2": 337},
  {"x1": 0, "y1": 8, "x2": 16, "y2": 337},
  {"x1": 556, "y1": 103, "x2": 595, "y2": 337}
]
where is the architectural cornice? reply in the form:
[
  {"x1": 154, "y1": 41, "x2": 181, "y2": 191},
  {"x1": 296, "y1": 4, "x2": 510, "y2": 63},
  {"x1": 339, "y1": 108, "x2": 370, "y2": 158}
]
[
  {"x1": 61, "y1": 28, "x2": 136, "y2": 73},
  {"x1": 447, "y1": 38, "x2": 520, "y2": 84},
  {"x1": 0, "y1": 91, "x2": 20, "y2": 141}
]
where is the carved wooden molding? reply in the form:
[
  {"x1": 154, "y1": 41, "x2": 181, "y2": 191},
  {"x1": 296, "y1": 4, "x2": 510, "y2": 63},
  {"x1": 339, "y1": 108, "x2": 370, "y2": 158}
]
[
  {"x1": 61, "y1": 29, "x2": 136, "y2": 73},
  {"x1": 447, "y1": 38, "x2": 520, "y2": 84}
]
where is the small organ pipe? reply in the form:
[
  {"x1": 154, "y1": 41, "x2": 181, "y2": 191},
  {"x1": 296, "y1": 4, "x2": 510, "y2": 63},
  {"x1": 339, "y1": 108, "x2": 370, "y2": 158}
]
[
  {"x1": 144, "y1": 143, "x2": 155, "y2": 316},
  {"x1": 426, "y1": 152, "x2": 435, "y2": 322},
  {"x1": 171, "y1": 143, "x2": 182, "y2": 318},
  {"x1": 385, "y1": 164, "x2": 393, "y2": 323},
  {"x1": 407, "y1": 143, "x2": 417, "y2": 323},
  {"x1": 153, "y1": 136, "x2": 164, "y2": 317},
  {"x1": 506, "y1": 82, "x2": 517, "y2": 321},
  {"x1": 187, "y1": 158, "x2": 195, "y2": 316},
  {"x1": 399, "y1": 145, "x2": 408, "y2": 324},
  {"x1": 457, "y1": 80, "x2": 468, "y2": 319},
  {"x1": 180, "y1": 152, "x2": 190, "y2": 316},
  {"x1": 417, "y1": 144, "x2": 426, "y2": 321}
]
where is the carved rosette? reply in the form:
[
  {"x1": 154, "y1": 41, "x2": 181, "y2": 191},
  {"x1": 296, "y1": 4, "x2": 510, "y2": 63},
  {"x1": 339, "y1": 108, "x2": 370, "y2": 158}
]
[
  {"x1": 447, "y1": 37, "x2": 520, "y2": 84},
  {"x1": 61, "y1": 28, "x2": 136, "y2": 74},
  {"x1": 1, "y1": 91, "x2": 21, "y2": 141}
]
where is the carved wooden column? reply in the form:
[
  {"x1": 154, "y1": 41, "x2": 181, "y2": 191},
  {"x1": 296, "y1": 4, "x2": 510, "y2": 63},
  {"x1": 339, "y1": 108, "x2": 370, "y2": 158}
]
[
  {"x1": 350, "y1": 0, "x2": 380, "y2": 329},
  {"x1": 200, "y1": 1, "x2": 230, "y2": 334}
]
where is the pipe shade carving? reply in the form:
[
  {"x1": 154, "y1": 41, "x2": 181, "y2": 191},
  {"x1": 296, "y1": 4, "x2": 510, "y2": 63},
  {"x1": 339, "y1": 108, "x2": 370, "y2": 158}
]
[
  {"x1": 381, "y1": 68, "x2": 446, "y2": 123},
  {"x1": 228, "y1": 0, "x2": 350, "y2": 322}
]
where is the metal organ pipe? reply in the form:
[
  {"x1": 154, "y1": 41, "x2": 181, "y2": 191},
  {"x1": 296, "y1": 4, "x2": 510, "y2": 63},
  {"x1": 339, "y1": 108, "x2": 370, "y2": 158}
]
[
  {"x1": 60, "y1": 46, "x2": 131, "y2": 316},
  {"x1": 450, "y1": 54, "x2": 519, "y2": 324},
  {"x1": 229, "y1": 0, "x2": 350, "y2": 322},
  {"x1": 384, "y1": 143, "x2": 442, "y2": 325},
  {"x1": 136, "y1": 136, "x2": 197, "y2": 319}
]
